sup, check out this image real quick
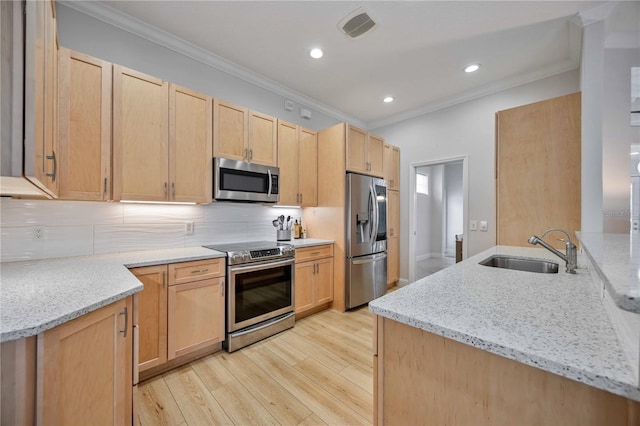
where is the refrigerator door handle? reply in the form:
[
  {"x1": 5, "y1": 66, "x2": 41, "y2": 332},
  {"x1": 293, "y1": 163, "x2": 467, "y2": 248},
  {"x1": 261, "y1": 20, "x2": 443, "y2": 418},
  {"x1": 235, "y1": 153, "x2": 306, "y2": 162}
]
[{"x1": 369, "y1": 183, "x2": 377, "y2": 245}]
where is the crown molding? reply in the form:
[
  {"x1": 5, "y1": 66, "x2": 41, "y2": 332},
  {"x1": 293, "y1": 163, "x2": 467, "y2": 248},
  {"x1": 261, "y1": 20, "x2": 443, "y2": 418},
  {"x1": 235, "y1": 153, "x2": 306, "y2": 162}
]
[
  {"x1": 368, "y1": 59, "x2": 579, "y2": 130},
  {"x1": 58, "y1": 0, "x2": 367, "y2": 129},
  {"x1": 572, "y1": 2, "x2": 617, "y2": 27}
]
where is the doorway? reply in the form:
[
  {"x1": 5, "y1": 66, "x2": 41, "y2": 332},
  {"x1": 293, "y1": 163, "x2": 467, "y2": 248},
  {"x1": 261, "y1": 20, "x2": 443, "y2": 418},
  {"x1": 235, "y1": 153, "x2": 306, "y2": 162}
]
[{"x1": 410, "y1": 157, "x2": 467, "y2": 282}]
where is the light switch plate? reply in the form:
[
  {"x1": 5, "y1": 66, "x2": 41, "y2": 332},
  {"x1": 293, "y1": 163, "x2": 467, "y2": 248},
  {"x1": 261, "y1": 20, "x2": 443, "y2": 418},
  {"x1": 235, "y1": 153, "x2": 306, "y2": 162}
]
[
  {"x1": 470, "y1": 220, "x2": 477, "y2": 231},
  {"x1": 184, "y1": 222, "x2": 194, "y2": 236},
  {"x1": 480, "y1": 220, "x2": 488, "y2": 232}
]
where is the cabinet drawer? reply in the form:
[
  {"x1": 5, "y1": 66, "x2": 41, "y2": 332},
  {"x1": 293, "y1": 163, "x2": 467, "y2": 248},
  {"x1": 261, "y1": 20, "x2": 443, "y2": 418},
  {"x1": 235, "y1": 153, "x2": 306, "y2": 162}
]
[
  {"x1": 168, "y1": 258, "x2": 225, "y2": 285},
  {"x1": 295, "y1": 244, "x2": 333, "y2": 263}
]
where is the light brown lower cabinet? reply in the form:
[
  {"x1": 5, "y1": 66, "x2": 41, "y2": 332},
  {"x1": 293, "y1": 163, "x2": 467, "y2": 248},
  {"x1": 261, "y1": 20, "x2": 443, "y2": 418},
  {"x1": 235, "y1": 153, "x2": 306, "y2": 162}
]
[
  {"x1": 132, "y1": 258, "x2": 225, "y2": 378},
  {"x1": 294, "y1": 244, "x2": 334, "y2": 317},
  {"x1": 38, "y1": 297, "x2": 133, "y2": 425},
  {"x1": 130, "y1": 264, "x2": 167, "y2": 372},
  {"x1": 167, "y1": 277, "x2": 225, "y2": 359},
  {"x1": 374, "y1": 315, "x2": 640, "y2": 426}
]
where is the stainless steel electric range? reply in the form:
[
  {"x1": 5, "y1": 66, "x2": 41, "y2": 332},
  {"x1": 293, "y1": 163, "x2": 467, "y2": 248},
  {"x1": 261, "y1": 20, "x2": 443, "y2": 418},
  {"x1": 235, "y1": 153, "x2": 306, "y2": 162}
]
[{"x1": 203, "y1": 241, "x2": 295, "y2": 352}]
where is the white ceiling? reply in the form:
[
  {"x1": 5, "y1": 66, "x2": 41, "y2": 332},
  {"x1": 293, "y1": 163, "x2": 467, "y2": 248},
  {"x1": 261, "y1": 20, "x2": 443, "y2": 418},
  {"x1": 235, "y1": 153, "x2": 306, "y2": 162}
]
[{"x1": 91, "y1": 1, "x2": 614, "y2": 127}]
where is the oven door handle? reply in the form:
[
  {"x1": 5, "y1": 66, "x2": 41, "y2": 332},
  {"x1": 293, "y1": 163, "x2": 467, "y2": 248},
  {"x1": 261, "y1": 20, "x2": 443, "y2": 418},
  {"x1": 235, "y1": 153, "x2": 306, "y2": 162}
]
[
  {"x1": 230, "y1": 312, "x2": 295, "y2": 338},
  {"x1": 229, "y1": 257, "x2": 294, "y2": 274}
]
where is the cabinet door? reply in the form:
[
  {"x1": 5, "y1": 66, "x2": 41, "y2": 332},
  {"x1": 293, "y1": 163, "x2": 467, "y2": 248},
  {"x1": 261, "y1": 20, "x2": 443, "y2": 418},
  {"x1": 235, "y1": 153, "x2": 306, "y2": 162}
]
[
  {"x1": 113, "y1": 66, "x2": 169, "y2": 201},
  {"x1": 388, "y1": 190, "x2": 400, "y2": 238},
  {"x1": 213, "y1": 99, "x2": 248, "y2": 162},
  {"x1": 131, "y1": 265, "x2": 167, "y2": 372},
  {"x1": 169, "y1": 84, "x2": 212, "y2": 203},
  {"x1": 58, "y1": 48, "x2": 112, "y2": 200},
  {"x1": 496, "y1": 93, "x2": 581, "y2": 247},
  {"x1": 387, "y1": 236, "x2": 399, "y2": 285},
  {"x1": 277, "y1": 120, "x2": 300, "y2": 206},
  {"x1": 167, "y1": 277, "x2": 225, "y2": 359},
  {"x1": 384, "y1": 144, "x2": 400, "y2": 191},
  {"x1": 298, "y1": 127, "x2": 318, "y2": 207},
  {"x1": 24, "y1": 0, "x2": 58, "y2": 197},
  {"x1": 249, "y1": 110, "x2": 277, "y2": 166},
  {"x1": 294, "y1": 262, "x2": 315, "y2": 314},
  {"x1": 315, "y1": 257, "x2": 334, "y2": 305},
  {"x1": 368, "y1": 133, "x2": 385, "y2": 178},
  {"x1": 346, "y1": 125, "x2": 368, "y2": 174},
  {"x1": 37, "y1": 297, "x2": 132, "y2": 425}
]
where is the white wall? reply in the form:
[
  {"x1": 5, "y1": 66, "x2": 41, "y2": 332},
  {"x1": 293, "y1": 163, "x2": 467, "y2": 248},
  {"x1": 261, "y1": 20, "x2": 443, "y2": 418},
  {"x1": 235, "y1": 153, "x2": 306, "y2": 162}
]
[
  {"x1": 372, "y1": 69, "x2": 580, "y2": 282},
  {"x1": 55, "y1": 4, "x2": 341, "y2": 132},
  {"x1": 0, "y1": 198, "x2": 301, "y2": 262},
  {"x1": 444, "y1": 162, "x2": 464, "y2": 256},
  {"x1": 602, "y1": 49, "x2": 640, "y2": 232}
]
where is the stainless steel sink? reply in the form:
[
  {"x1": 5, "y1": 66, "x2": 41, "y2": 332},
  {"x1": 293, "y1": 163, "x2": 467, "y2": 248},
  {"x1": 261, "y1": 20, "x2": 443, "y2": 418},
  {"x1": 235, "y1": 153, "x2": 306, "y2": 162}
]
[{"x1": 479, "y1": 255, "x2": 559, "y2": 274}]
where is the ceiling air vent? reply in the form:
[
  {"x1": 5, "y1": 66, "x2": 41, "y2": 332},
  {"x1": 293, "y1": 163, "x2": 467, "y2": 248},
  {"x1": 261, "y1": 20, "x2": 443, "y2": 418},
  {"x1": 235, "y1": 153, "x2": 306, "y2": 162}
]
[{"x1": 339, "y1": 7, "x2": 376, "y2": 39}]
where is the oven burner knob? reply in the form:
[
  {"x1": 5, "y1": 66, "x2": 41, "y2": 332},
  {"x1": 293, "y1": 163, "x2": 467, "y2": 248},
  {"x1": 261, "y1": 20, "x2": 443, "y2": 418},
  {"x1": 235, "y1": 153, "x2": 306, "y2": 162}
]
[
  {"x1": 242, "y1": 253, "x2": 250, "y2": 261},
  {"x1": 231, "y1": 253, "x2": 241, "y2": 263}
]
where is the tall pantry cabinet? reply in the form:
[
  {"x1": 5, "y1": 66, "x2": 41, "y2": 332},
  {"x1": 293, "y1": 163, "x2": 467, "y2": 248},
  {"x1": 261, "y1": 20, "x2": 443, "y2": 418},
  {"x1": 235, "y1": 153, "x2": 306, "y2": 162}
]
[{"x1": 384, "y1": 144, "x2": 400, "y2": 286}]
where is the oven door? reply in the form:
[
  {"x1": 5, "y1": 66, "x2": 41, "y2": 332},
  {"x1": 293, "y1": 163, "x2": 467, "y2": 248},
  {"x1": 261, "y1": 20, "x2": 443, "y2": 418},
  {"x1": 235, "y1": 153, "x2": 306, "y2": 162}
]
[{"x1": 228, "y1": 257, "x2": 294, "y2": 332}]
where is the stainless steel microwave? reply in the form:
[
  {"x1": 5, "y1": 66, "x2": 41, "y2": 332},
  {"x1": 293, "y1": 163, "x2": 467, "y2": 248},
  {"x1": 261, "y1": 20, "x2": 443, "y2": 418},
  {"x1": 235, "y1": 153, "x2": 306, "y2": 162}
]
[{"x1": 213, "y1": 157, "x2": 279, "y2": 203}]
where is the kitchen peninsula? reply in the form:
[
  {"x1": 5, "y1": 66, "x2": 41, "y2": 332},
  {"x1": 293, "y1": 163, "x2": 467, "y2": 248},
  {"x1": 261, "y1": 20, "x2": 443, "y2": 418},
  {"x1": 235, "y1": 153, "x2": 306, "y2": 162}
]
[{"x1": 370, "y1": 240, "x2": 640, "y2": 425}]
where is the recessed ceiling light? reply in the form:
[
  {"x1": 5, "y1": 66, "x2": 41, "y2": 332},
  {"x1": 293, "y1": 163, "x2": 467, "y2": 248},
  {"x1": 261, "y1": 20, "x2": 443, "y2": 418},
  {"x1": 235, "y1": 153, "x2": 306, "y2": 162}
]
[
  {"x1": 383, "y1": 96, "x2": 394, "y2": 103},
  {"x1": 310, "y1": 48, "x2": 323, "y2": 59},
  {"x1": 464, "y1": 64, "x2": 481, "y2": 73}
]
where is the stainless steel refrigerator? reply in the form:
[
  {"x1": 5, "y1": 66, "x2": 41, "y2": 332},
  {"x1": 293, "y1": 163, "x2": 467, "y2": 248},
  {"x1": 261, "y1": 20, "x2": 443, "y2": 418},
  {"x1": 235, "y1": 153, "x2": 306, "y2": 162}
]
[{"x1": 346, "y1": 173, "x2": 388, "y2": 309}]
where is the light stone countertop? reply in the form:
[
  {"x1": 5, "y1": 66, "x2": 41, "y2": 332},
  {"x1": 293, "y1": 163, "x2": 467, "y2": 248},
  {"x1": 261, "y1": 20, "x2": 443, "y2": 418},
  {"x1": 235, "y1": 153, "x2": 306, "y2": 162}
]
[
  {"x1": 576, "y1": 232, "x2": 640, "y2": 313},
  {"x1": 286, "y1": 238, "x2": 334, "y2": 248},
  {"x1": 369, "y1": 245, "x2": 640, "y2": 401},
  {"x1": 0, "y1": 247, "x2": 225, "y2": 343}
]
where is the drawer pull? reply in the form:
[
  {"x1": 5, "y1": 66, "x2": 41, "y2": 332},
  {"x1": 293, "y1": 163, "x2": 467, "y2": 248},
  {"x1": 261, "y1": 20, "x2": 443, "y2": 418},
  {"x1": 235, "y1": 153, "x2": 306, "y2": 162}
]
[
  {"x1": 191, "y1": 268, "x2": 209, "y2": 274},
  {"x1": 310, "y1": 251, "x2": 320, "y2": 255},
  {"x1": 119, "y1": 307, "x2": 128, "y2": 337}
]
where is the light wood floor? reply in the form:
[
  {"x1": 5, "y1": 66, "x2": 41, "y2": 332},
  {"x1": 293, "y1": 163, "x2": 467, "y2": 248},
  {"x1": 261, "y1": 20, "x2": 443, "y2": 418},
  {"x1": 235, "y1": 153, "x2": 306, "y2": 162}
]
[{"x1": 135, "y1": 307, "x2": 374, "y2": 425}]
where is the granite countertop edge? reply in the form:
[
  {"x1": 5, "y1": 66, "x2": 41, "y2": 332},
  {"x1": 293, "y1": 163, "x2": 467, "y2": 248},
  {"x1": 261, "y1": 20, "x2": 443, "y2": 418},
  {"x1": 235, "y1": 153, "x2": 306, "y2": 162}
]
[
  {"x1": 369, "y1": 244, "x2": 640, "y2": 402},
  {"x1": 576, "y1": 232, "x2": 640, "y2": 314},
  {"x1": 0, "y1": 247, "x2": 227, "y2": 343},
  {"x1": 369, "y1": 304, "x2": 640, "y2": 402}
]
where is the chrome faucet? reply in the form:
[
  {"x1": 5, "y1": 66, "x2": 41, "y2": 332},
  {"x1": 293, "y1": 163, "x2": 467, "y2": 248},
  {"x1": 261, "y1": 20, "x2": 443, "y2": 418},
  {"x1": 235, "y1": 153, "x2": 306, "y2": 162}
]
[{"x1": 528, "y1": 228, "x2": 577, "y2": 274}]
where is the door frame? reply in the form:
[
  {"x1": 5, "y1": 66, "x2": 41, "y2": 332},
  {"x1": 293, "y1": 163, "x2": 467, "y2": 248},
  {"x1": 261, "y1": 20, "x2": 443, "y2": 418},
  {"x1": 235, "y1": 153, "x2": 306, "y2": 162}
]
[{"x1": 408, "y1": 156, "x2": 469, "y2": 284}]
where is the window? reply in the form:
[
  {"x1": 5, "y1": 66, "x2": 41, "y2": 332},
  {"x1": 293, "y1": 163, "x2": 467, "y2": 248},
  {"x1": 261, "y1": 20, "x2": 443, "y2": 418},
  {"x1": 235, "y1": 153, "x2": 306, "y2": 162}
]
[{"x1": 416, "y1": 173, "x2": 428, "y2": 195}]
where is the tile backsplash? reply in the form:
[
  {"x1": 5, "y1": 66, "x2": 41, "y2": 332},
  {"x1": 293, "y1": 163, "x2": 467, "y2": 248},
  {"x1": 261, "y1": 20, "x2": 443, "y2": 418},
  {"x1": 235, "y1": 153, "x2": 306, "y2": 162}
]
[{"x1": 0, "y1": 198, "x2": 301, "y2": 262}]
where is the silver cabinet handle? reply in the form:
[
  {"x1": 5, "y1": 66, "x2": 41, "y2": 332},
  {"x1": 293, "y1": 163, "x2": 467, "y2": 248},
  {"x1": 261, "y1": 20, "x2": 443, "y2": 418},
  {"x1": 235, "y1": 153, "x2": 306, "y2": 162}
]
[
  {"x1": 244, "y1": 148, "x2": 248, "y2": 160},
  {"x1": 119, "y1": 307, "x2": 128, "y2": 337},
  {"x1": 164, "y1": 182, "x2": 168, "y2": 197},
  {"x1": 249, "y1": 149, "x2": 253, "y2": 161},
  {"x1": 191, "y1": 268, "x2": 209, "y2": 274},
  {"x1": 172, "y1": 182, "x2": 175, "y2": 199},
  {"x1": 300, "y1": 193, "x2": 303, "y2": 204},
  {"x1": 162, "y1": 271, "x2": 166, "y2": 288},
  {"x1": 103, "y1": 178, "x2": 107, "y2": 195},
  {"x1": 45, "y1": 151, "x2": 57, "y2": 182}
]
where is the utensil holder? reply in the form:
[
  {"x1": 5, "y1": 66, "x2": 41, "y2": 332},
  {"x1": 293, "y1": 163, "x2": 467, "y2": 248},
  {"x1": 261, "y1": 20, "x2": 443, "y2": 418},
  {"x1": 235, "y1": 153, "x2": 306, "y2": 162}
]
[{"x1": 277, "y1": 230, "x2": 291, "y2": 241}]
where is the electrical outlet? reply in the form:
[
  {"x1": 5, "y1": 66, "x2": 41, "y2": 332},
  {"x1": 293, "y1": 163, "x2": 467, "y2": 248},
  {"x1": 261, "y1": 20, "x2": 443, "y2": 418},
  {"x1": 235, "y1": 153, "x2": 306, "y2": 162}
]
[
  {"x1": 480, "y1": 220, "x2": 488, "y2": 232},
  {"x1": 470, "y1": 220, "x2": 478, "y2": 231},
  {"x1": 184, "y1": 222, "x2": 194, "y2": 236},
  {"x1": 33, "y1": 226, "x2": 44, "y2": 240}
]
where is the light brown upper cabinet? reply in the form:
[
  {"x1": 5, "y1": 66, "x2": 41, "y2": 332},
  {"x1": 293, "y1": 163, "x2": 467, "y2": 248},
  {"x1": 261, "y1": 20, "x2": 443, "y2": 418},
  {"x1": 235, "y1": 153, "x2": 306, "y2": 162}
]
[
  {"x1": 113, "y1": 66, "x2": 169, "y2": 201},
  {"x1": 24, "y1": 0, "x2": 58, "y2": 197},
  {"x1": 169, "y1": 84, "x2": 213, "y2": 203},
  {"x1": 213, "y1": 99, "x2": 248, "y2": 162},
  {"x1": 496, "y1": 92, "x2": 581, "y2": 248},
  {"x1": 384, "y1": 144, "x2": 400, "y2": 191},
  {"x1": 113, "y1": 66, "x2": 212, "y2": 203},
  {"x1": 213, "y1": 99, "x2": 277, "y2": 167},
  {"x1": 57, "y1": 48, "x2": 112, "y2": 200},
  {"x1": 346, "y1": 125, "x2": 384, "y2": 178},
  {"x1": 248, "y1": 110, "x2": 278, "y2": 166},
  {"x1": 277, "y1": 120, "x2": 317, "y2": 206}
]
